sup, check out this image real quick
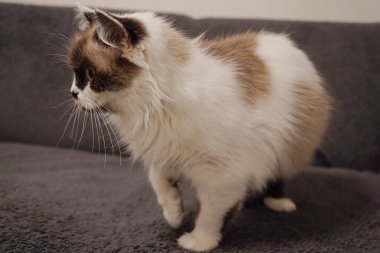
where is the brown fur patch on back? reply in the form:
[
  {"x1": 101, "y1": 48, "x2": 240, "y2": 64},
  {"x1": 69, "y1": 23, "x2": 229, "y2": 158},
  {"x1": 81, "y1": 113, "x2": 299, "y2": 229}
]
[
  {"x1": 202, "y1": 33, "x2": 269, "y2": 104},
  {"x1": 285, "y1": 84, "x2": 331, "y2": 177}
]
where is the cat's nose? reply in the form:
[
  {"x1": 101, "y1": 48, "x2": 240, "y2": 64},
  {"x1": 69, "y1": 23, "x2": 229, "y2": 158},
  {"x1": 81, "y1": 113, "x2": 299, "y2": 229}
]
[{"x1": 71, "y1": 91, "x2": 79, "y2": 100}]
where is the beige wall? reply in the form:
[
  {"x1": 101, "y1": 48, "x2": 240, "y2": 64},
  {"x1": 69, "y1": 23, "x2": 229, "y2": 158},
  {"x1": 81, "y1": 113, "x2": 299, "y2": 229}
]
[{"x1": 2, "y1": 0, "x2": 380, "y2": 23}]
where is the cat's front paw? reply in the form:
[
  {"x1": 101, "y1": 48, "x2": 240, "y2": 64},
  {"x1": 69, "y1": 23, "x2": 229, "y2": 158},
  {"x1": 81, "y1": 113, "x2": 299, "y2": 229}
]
[{"x1": 177, "y1": 232, "x2": 220, "y2": 252}]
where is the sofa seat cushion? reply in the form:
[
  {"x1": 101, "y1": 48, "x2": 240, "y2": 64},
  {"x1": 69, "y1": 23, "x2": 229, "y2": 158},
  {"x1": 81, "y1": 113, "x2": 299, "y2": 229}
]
[{"x1": 0, "y1": 142, "x2": 379, "y2": 252}]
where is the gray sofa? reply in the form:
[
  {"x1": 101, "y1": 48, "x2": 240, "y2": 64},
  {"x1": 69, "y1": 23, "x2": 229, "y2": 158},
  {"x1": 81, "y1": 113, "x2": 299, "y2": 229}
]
[{"x1": 0, "y1": 3, "x2": 379, "y2": 253}]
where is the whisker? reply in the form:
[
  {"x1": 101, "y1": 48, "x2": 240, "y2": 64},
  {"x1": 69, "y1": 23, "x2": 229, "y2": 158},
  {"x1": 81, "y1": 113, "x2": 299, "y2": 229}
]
[
  {"x1": 98, "y1": 108, "x2": 123, "y2": 166},
  {"x1": 45, "y1": 43, "x2": 70, "y2": 58},
  {"x1": 68, "y1": 107, "x2": 82, "y2": 158},
  {"x1": 44, "y1": 32, "x2": 70, "y2": 42},
  {"x1": 47, "y1": 53, "x2": 69, "y2": 58},
  {"x1": 50, "y1": 61, "x2": 70, "y2": 68},
  {"x1": 85, "y1": 97, "x2": 123, "y2": 166},
  {"x1": 44, "y1": 33, "x2": 70, "y2": 49},
  {"x1": 56, "y1": 102, "x2": 76, "y2": 123},
  {"x1": 94, "y1": 109, "x2": 107, "y2": 168},
  {"x1": 96, "y1": 107, "x2": 115, "y2": 157},
  {"x1": 45, "y1": 33, "x2": 72, "y2": 71},
  {"x1": 71, "y1": 107, "x2": 81, "y2": 146},
  {"x1": 76, "y1": 109, "x2": 88, "y2": 148},
  {"x1": 90, "y1": 98, "x2": 113, "y2": 114},
  {"x1": 93, "y1": 109, "x2": 101, "y2": 155},
  {"x1": 47, "y1": 56, "x2": 69, "y2": 63},
  {"x1": 90, "y1": 111, "x2": 95, "y2": 152},
  {"x1": 70, "y1": 106, "x2": 80, "y2": 138},
  {"x1": 58, "y1": 88, "x2": 71, "y2": 93},
  {"x1": 45, "y1": 41, "x2": 69, "y2": 53},
  {"x1": 51, "y1": 98, "x2": 73, "y2": 109},
  {"x1": 47, "y1": 55, "x2": 70, "y2": 65},
  {"x1": 56, "y1": 105, "x2": 76, "y2": 147}
]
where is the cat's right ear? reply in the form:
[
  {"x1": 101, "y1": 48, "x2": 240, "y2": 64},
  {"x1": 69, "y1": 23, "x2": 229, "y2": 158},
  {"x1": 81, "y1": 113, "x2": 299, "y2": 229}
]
[{"x1": 74, "y1": 3, "x2": 96, "y2": 30}]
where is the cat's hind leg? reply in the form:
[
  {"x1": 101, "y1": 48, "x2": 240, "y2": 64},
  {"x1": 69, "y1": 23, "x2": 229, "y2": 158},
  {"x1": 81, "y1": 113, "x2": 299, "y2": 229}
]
[
  {"x1": 263, "y1": 179, "x2": 297, "y2": 212},
  {"x1": 149, "y1": 168, "x2": 184, "y2": 228}
]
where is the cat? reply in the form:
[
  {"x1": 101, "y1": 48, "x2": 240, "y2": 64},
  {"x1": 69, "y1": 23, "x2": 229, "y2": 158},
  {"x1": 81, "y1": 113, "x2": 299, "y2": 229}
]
[{"x1": 67, "y1": 5, "x2": 331, "y2": 252}]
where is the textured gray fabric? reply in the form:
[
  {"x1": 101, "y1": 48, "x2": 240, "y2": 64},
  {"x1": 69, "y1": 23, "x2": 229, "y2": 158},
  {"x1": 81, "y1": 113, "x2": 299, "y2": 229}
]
[
  {"x1": 0, "y1": 142, "x2": 379, "y2": 253},
  {"x1": 0, "y1": 3, "x2": 380, "y2": 171}
]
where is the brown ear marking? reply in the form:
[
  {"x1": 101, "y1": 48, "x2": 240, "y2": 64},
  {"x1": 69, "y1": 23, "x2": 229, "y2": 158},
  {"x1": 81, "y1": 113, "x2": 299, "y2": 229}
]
[
  {"x1": 118, "y1": 17, "x2": 148, "y2": 45},
  {"x1": 84, "y1": 11, "x2": 96, "y2": 24},
  {"x1": 92, "y1": 9, "x2": 148, "y2": 47},
  {"x1": 94, "y1": 9, "x2": 126, "y2": 46},
  {"x1": 202, "y1": 33, "x2": 270, "y2": 105}
]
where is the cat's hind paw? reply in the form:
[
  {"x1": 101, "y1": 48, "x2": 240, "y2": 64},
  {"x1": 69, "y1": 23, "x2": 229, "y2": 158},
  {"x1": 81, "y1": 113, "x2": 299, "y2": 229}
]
[{"x1": 263, "y1": 197, "x2": 297, "y2": 212}]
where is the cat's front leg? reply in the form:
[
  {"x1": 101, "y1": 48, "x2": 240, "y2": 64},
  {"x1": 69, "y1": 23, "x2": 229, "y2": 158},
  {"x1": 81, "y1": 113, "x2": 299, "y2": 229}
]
[
  {"x1": 149, "y1": 168, "x2": 184, "y2": 228},
  {"x1": 178, "y1": 174, "x2": 246, "y2": 252}
]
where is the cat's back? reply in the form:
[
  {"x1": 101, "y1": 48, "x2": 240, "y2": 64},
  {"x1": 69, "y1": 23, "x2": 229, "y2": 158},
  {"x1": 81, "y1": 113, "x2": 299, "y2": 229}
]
[
  {"x1": 200, "y1": 31, "x2": 322, "y2": 106},
  {"x1": 198, "y1": 31, "x2": 331, "y2": 177}
]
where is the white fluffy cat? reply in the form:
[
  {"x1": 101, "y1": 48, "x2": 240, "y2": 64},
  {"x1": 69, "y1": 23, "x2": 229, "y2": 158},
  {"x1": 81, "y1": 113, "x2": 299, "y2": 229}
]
[{"x1": 67, "y1": 5, "x2": 331, "y2": 252}]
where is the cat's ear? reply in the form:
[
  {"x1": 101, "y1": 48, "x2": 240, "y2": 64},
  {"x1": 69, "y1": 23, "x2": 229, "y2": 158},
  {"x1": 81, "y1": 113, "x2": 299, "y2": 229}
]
[
  {"x1": 74, "y1": 3, "x2": 96, "y2": 30},
  {"x1": 93, "y1": 9, "x2": 127, "y2": 47},
  {"x1": 94, "y1": 9, "x2": 147, "y2": 48}
]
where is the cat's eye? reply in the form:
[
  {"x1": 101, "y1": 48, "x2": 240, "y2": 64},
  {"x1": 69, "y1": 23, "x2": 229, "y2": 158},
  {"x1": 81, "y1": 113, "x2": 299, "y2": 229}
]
[{"x1": 85, "y1": 67, "x2": 96, "y2": 80}]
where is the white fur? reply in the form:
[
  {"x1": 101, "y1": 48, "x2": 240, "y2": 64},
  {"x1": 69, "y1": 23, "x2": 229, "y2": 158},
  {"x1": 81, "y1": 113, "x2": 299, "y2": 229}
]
[{"x1": 72, "y1": 10, "x2": 325, "y2": 252}]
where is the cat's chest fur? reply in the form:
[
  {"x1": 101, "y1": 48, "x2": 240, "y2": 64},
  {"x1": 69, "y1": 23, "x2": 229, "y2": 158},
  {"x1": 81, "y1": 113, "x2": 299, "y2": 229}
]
[{"x1": 110, "y1": 107, "x2": 199, "y2": 171}]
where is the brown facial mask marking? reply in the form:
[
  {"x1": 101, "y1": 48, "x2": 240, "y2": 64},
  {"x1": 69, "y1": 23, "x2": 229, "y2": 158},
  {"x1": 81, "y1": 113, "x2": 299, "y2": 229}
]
[{"x1": 69, "y1": 27, "x2": 142, "y2": 92}]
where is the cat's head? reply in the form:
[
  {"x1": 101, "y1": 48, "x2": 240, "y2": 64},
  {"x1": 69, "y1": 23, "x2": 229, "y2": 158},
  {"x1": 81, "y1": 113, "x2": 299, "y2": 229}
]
[{"x1": 67, "y1": 5, "x2": 151, "y2": 111}]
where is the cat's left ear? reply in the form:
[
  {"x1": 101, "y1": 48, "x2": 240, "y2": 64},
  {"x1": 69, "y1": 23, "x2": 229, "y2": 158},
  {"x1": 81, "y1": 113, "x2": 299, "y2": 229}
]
[
  {"x1": 94, "y1": 9, "x2": 147, "y2": 48},
  {"x1": 74, "y1": 3, "x2": 96, "y2": 30}
]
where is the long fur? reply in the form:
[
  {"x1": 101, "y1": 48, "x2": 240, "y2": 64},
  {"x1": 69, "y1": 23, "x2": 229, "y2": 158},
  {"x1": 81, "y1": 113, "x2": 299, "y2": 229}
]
[{"x1": 69, "y1": 8, "x2": 331, "y2": 252}]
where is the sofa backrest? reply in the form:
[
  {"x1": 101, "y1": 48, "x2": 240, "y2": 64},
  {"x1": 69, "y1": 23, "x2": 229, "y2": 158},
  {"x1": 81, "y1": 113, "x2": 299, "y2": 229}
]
[{"x1": 0, "y1": 3, "x2": 379, "y2": 172}]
